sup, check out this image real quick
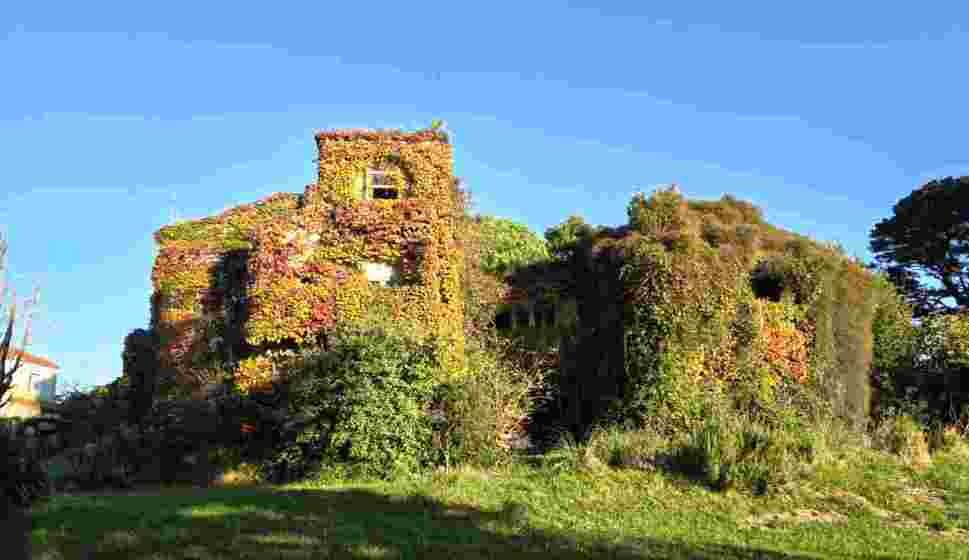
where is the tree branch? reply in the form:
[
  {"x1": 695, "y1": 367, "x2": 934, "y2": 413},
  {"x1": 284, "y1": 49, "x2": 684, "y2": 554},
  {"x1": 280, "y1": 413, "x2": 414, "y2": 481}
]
[{"x1": 0, "y1": 236, "x2": 36, "y2": 413}]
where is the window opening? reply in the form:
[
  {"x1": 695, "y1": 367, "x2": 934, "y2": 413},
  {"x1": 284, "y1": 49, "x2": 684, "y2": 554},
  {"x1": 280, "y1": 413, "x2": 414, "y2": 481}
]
[
  {"x1": 367, "y1": 170, "x2": 399, "y2": 200},
  {"x1": 362, "y1": 261, "x2": 399, "y2": 286},
  {"x1": 750, "y1": 269, "x2": 785, "y2": 302},
  {"x1": 495, "y1": 311, "x2": 512, "y2": 330}
]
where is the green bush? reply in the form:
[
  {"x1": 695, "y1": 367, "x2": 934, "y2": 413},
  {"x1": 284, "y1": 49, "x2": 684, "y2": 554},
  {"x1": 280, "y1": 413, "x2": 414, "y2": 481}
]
[
  {"x1": 264, "y1": 329, "x2": 441, "y2": 481},
  {"x1": 871, "y1": 276, "x2": 916, "y2": 376},
  {"x1": 1, "y1": 426, "x2": 50, "y2": 508},
  {"x1": 209, "y1": 446, "x2": 265, "y2": 486}
]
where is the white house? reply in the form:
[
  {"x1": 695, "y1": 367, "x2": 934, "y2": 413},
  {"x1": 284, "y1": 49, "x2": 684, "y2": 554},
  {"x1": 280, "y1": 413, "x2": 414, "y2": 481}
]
[{"x1": 1, "y1": 349, "x2": 59, "y2": 418}]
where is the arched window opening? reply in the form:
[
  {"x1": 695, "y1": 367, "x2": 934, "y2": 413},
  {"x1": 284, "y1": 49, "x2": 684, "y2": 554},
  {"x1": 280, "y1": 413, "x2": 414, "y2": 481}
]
[{"x1": 750, "y1": 268, "x2": 785, "y2": 302}]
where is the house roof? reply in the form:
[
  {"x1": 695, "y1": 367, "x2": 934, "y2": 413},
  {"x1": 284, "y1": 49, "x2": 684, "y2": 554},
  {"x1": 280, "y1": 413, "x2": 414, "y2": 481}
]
[{"x1": 5, "y1": 349, "x2": 60, "y2": 370}]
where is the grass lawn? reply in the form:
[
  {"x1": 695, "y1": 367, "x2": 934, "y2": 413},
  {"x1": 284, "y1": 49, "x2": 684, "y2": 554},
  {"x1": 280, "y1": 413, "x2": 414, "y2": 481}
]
[{"x1": 29, "y1": 450, "x2": 969, "y2": 559}]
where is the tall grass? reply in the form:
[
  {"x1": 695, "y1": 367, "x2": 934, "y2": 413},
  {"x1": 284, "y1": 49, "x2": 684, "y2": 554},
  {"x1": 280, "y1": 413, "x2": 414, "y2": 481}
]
[{"x1": 871, "y1": 413, "x2": 931, "y2": 469}]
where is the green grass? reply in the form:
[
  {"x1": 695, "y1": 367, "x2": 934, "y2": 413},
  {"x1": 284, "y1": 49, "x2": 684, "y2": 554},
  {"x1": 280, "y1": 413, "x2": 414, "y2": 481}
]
[{"x1": 28, "y1": 448, "x2": 969, "y2": 560}]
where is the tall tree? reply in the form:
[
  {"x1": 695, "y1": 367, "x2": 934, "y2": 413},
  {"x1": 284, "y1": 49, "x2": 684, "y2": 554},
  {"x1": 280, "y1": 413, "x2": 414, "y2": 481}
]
[
  {"x1": 461, "y1": 213, "x2": 550, "y2": 337},
  {"x1": 870, "y1": 176, "x2": 969, "y2": 317},
  {"x1": 545, "y1": 215, "x2": 597, "y2": 263},
  {"x1": 471, "y1": 215, "x2": 549, "y2": 276}
]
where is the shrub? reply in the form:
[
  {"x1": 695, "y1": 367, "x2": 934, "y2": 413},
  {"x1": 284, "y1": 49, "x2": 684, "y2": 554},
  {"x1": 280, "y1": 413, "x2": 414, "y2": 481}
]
[
  {"x1": 627, "y1": 187, "x2": 696, "y2": 249},
  {"x1": 733, "y1": 461, "x2": 772, "y2": 496},
  {"x1": 923, "y1": 422, "x2": 967, "y2": 456},
  {"x1": 264, "y1": 329, "x2": 441, "y2": 481},
  {"x1": 871, "y1": 276, "x2": 916, "y2": 375},
  {"x1": 934, "y1": 426, "x2": 969, "y2": 456},
  {"x1": 53, "y1": 379, "x2": 247, "y2": 489},
  {"x1": 926, "y1": 509, "x2": 955, "y2": 532},
  {"x1": 733, "y1": 422, "x2": 806, "y2": 495},
  {"x1": 436, "y1": 336, "x2": 549, "y2": 468},
  {"x1": 1, "y1": 425, "x2": 49, "y2": 508},
  {"x1": 545, "y1": 215, "x2": 598, "y2": 263}
]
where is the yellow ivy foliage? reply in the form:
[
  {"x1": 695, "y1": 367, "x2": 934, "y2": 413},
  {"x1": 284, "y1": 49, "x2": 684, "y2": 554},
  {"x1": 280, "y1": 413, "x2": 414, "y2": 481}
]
[{"x1": 235, "y1": 354, "x2": 280, "y2": 394}]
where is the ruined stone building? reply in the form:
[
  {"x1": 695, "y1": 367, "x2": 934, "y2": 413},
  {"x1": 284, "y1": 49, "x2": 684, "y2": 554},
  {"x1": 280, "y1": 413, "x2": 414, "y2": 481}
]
[
  {"x1": 147, "y1": 127, "x2": 893, "y2": 439},
  {"x1": 150, "y1": 129, "x2": 465, "y2": 393}
]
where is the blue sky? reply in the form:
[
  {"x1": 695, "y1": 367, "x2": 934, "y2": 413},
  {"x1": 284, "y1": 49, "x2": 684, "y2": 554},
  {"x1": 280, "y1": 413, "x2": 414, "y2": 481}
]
[{"x1": 1, "y1": 2, "x2": 966, "y2": 389}]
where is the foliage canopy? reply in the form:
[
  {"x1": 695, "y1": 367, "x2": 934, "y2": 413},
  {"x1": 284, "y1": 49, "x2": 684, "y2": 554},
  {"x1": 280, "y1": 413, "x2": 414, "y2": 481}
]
[{"x1": 871, "y1": 176, "x2": 969, "y2": 317}]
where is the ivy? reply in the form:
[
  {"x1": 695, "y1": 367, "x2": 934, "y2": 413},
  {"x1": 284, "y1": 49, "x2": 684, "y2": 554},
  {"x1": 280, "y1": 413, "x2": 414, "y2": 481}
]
[
  {"x1": 523, "y1": 188, "x2": 902, "y2": 432},
  {"x1": 150, "y1": 129, "x2": 466, "y2": 391}
]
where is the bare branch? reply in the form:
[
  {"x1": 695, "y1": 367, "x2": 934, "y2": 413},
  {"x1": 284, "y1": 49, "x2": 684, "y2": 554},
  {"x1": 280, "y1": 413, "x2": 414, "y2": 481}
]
[{"x1": 0, "y1": 234, "x2": 38, "y2": 413}]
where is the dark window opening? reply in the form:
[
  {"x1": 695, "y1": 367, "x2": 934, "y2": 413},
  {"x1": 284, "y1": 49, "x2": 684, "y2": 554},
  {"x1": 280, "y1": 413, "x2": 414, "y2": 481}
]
[
  {"x1": 367, "y1": 169, "x2": 401, "y2": 200},
  {"x1": 533, "y1": 305, "x2": 553, "y2": 328},
  {"x1": 372, "y1": 187, "x2": 399, "y2": 199},
  {"x1": 542, "y1": 306, "x2": 556, "y2": 327},
  {"x1": 495, "y1": 311, "x2": 512, "y2": 330},
  {"x1": 751, "y1": 270, "x2": 785, "y2": 302},
  {"x1": 264, "y1": 338, "x2": 300, "y2": 354}
]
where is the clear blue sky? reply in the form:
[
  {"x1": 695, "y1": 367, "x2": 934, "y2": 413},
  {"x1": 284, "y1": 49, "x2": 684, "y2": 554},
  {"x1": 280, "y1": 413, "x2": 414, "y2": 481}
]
[{"x1": 1, "y1": 2, "x2": 966, "y2": 389}]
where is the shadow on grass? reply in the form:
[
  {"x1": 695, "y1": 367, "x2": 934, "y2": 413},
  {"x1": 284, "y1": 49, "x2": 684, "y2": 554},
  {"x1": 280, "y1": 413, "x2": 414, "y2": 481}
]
[
  {"x1": 27, "y1": 486, "x2": 899, "y2": 559},
  {"x1": 1, "y1": 505, "x2": 30, "y2": 560}
]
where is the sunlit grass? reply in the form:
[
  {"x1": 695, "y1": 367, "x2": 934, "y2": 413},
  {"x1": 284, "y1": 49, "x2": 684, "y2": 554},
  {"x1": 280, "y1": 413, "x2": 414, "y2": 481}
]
[{"x1": 28, "y1": 452, "x2": 969, "y2": 559}]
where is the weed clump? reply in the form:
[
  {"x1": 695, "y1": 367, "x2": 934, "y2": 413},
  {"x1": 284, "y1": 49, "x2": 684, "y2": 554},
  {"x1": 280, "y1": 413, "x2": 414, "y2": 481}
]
[
  {"x1": 674, "y1": 415, "x2": 737, "y2": 490},
  {"x1": 587, "y1": 427, "x2": 665, "y2": 471},
  {"x1": 873, "y1": 414, "x2": 931, "y2": 469},
  {"x1": 657, "y1": 404, "x2": 828, "y2": 495},
  {"x1": 542, "y1": 433, "x2": 604, "y2": 473}
]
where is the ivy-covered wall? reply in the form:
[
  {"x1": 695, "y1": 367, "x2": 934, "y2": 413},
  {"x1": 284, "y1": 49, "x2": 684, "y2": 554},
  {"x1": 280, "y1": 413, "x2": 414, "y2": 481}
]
[
  {"x1": 150, "y1": 129, "x2": 465, "y2": 394},
  {"x1": 513, "y1": 189, "x2": 896, "y2": 435}
]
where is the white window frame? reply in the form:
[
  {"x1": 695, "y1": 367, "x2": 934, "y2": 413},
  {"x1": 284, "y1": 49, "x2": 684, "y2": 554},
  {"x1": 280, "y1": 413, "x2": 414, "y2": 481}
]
[
  {"x1": 366, "y1": 169, "x2": 401, "y2": 200},
  {"x1": 362, "y1": 261, "x2": 399, "y2": 286}
]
